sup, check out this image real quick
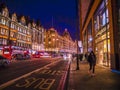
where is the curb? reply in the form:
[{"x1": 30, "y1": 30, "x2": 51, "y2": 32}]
[{"x1": 57, "y1": 61, "x2": 71, "y2": 90}]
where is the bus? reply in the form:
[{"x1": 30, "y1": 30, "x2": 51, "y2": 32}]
[{"x1": 2, "y1": 45, "x2": 26, "y2": 60}]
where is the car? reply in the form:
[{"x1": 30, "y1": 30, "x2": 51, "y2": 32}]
[
  {"x1": 24, "y1": 54, "x2": 31, "y2": 60},
  {"x1": 41, "y1": 52, "x2": 51, "y2": 58},
  {"x1": 12, "y1": 53, "x2": 31, "y2": 60},
  {"x1": 12, "y1": 54, "x2": 26, "y2": 60},
  {"x1": 0, "y1": 55, "x2": 10, "y2": 67}
]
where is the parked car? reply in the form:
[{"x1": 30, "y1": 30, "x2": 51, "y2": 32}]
[
  {"x1": 12, "y1": 54, "x2": 31, "y2": 60},
  {"x1": 0, "y1": 55, "x2": 10, "y2": 67},
  {"x1": 41, "y1": 52, "x2": 51, "y2": 58},
  {"x1": 24, "y1": 54, "x2": 31, "y2": 60},
  {"x1": 12, "y1": 54, "x2": 26, "y2": 60}
]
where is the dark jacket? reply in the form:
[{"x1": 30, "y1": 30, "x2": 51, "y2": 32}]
[{"x1": 88, "y1": 52, "x2": 96, "y2": 65}]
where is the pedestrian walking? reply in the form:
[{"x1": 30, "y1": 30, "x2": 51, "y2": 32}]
[
  {"x1": 85, "y1": 52, "x2": 88, "y2": 61},
  {"x1": 87, "y1": 51, "x2": 96, "y2": 76},
  {"x1": 79, "y1": 54, "x2": 83, "y2": 61}
]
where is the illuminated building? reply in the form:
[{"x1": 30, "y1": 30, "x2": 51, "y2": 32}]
[
  {"x1": 44, "y1": 28, "x2": 59, "y2": 53},
  {"x1": 79, "y1": 0, "x2": 120, "y2": 70},
  {"x1": 0, "y1": 3, "x2": 45, "y2": 58},
  {"x1": 31, "y1": 20, "x2": 44, "y2": 52},
  {"x1": 62, "y1": 28, "x2": 77, "y2": 54},
  {"x1": 0, "y1": 4, "x2": 18, "y2": 56},
  {"x1": 44, "y1": 28, "x2": 77, "y2": 54},
  {"x1": 16, "y1": 15, "x2": 31, "y2": 51}
]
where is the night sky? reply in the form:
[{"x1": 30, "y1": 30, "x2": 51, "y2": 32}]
[{"x1": 0, "y1": 0, "x2": 77, "y2": 40}]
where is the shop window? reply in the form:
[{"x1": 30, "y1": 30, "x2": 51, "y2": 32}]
[{"x1": 99, "y1": 8, "x2": 109, "y2": 28}]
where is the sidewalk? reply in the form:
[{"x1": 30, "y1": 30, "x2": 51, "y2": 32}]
[{"x1": 67, "y1": 59, "x2": 120, "y2": 90}]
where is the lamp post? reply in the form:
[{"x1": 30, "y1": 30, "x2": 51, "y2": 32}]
[
  {"x1": 76, "y1": 40, "x2": 79, "y2": 70},
  {"x1": 75, "y1": 0, "x2": 80, "y2": 70}
]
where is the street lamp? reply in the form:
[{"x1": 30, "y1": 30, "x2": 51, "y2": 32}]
[
  {"x1": 76, "y1": 40, "x2": 79, "y2": 70},
  {"x1": 76, "y1": 0, "x2": 80, "y2": 70}
]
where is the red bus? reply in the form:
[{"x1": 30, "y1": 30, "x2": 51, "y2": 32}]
[
  {"x1": 2, "y1": 45, "x2": 25, "y2": 60},
  {"x1": 2, "y1": 45, "x2": 12, "y2": 60}
]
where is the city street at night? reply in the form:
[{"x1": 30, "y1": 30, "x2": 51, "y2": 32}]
[
  {"x1": 1, "y1": 57, "x2": 120, "y2": 90},
  {"x1": 0, "y1": 57, "x2": 70, "y2": 90},
  {"x1": 0, "y1": 0, "x2": 120, "y2": 90}
]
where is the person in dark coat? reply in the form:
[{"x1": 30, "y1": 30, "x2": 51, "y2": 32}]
[
  {"x1": 79, "y1": 54, "x2": 83, "y2": 61},
  {"x1": 87, "y1": 51, "x2": 96, "y2": 76},
  {"x1": 85, "y1": 52, "x2": 88, "y2": 61}
]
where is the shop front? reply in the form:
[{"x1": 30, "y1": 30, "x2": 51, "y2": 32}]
[
  {"x1": 95, "y1": 33, "x2": 110, "y2": 66},
  {"x1": 82, "y1": 0, "x2": 111, "y2": 67},
  {"x1": 93, "y1": 0, "x2": 110, "y2": 67}
]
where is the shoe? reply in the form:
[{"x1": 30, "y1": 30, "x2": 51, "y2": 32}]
[
  {"x1": 91, "y1": 73, "x2": 95, "y2": 77},
  {"x1": 88, "y1": 70, "x2": 92, "y2": 74}
]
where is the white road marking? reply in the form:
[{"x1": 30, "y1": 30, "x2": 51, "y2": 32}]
[{"x1": 0, "y1": 60, "x2": 61, "y2": 89}]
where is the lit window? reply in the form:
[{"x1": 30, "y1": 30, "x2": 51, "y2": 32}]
[
  {"x1": 27, "y1": 30, "x2": 30, "y2": 35},
  {"x1": 10, "y1": 32, "x2": 14, "y2": 37},
  {"x1": 1, "y1": 19, "x2": 5, "y2": 25},
  {"x1": 102, "y1": 12, "x2": 106, "y2": 25},
  {"x1": 20, "y1": 28, "x2": 22, "y2": 32},
  {"x1": 5, "y1": 30, "x2": 8, "y2": 36},
  {"x1": 1, "y1": 28, "x2": 5, "y2": 35},
  {"x1": 14, "y1": 24, "x2": 16, "y2": 29},
  {"x1": 25, "y1": 29, "x2": 26, "y2": 34},
  {"x1": 2, "y1": 11, "x2": 5, "y2": 16}
]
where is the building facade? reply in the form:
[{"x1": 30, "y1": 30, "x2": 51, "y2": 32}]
[
  {"x1": 0, "y1": 3, "x2": 44, "y2": 58},
  {"x1": 44, "y1": 28, "x2": 77, "y2": 55},
  {"x1": 31, "y1": 20, "x2": 44, "y2": 52},
  {"x1": 44, "y1": 28, "x2": 59, "y2": 53},
  {"x1": 79, "y1": 0, "x2": 120, "y2": 71},
  {"x1": 62, "y1": 28, "x2": 77, "y2": 54}
]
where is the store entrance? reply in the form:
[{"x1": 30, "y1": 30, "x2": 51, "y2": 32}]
[
  {"x1": 96, "y1": 42, "x2": 104, "y2": 65},
  {"x1": 96, "y1": 40, "x2": 110, "y2": 67}
]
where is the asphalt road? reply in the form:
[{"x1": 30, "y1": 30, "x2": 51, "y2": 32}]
[
  {"x1": 0, "y1": 59, "x2": 51, "y2": 85},
  {"x1": 0, "y1": 58, "x2": 70, "y2": 90}
]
